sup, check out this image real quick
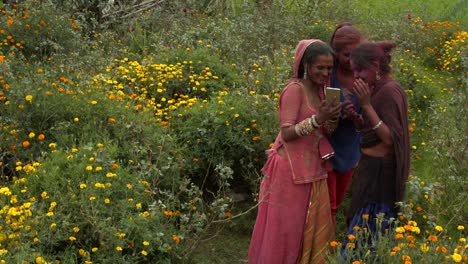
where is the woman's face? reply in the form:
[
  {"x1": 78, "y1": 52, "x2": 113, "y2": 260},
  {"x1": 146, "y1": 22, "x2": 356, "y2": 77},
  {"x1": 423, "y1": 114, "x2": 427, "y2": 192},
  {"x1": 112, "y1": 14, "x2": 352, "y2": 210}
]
[
  {"x1": 307, "y1": 54, "x2": 334, "y2": 87},
  {"x1": 350, "y1": 59, "x2": 377, "y2": 86},
  {"x1": 336, "y1": 43, "x2": 359, "y2": 71}
]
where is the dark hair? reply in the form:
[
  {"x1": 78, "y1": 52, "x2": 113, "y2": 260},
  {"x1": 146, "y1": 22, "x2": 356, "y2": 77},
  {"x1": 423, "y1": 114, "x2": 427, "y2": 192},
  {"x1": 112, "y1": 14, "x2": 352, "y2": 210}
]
[
  {"x1": 350, "y1": 41, "x2": 397, "y2": 74},
  {"x1": 298, "y1": 41, "x2": 334, "y2": 78}
]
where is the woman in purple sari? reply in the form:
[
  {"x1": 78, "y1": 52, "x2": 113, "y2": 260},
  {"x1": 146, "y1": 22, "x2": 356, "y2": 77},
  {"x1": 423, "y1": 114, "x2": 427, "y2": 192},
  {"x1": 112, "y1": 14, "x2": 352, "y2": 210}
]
[{"x1": 341, "y1": 41, "x2": 410, "y2": 260}]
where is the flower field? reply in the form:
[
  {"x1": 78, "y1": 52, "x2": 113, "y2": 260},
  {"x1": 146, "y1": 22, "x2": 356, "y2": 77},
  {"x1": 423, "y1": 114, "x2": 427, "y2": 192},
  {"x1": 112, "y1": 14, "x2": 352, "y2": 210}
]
[{"x1": 0, "y1": 1, "x2": 466, "y2": 263}]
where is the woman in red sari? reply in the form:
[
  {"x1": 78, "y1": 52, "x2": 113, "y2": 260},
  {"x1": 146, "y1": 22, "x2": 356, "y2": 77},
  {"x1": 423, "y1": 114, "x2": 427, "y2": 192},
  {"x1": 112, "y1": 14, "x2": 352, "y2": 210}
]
[{"x1": 248, "y1": 39, "x2": 341, "y2": 264}]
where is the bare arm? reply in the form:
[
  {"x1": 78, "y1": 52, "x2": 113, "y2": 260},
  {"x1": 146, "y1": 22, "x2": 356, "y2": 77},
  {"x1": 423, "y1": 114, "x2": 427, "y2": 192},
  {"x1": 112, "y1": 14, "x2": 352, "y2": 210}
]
[{"x1": 353, "y1": 79, "x2": 393, "y2": 146}]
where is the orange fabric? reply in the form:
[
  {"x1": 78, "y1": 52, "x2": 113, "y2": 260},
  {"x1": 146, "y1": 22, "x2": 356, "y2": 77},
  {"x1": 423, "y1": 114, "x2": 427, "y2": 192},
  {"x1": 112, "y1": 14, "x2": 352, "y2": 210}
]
[{"x1": 299, "y1": 179, "x2": 334, "y2": 264}]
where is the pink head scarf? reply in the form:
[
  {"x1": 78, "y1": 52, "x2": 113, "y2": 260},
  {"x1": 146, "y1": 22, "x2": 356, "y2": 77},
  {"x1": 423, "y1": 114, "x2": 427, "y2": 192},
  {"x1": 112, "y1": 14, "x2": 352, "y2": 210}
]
[{"x1": 292, "y1": 39, "x2": 321, "y2": 79}]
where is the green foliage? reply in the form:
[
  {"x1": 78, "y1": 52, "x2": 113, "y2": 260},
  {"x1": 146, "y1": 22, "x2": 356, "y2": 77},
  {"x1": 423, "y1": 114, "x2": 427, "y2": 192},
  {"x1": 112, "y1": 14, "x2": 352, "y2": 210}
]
[
  {"x1": 169, "y1": 91, "x2": 277, "y2": 194},
  {"x1": 0, "y1": 1, "x2": 82, "y2": 60},
  {"x1": 0, "y1": 0, "x2": 466, "y2": 262}
]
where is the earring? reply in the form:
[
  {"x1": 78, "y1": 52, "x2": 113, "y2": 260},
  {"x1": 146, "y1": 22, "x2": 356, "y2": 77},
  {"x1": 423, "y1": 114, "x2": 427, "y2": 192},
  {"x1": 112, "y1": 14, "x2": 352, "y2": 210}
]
[{"x1": 376, "y1": 71, "x2": 381, "y2": 81}]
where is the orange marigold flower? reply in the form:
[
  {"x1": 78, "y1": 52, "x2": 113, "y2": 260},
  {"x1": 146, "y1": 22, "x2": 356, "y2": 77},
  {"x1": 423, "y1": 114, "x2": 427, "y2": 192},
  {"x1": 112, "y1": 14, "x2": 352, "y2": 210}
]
[
  {"x1": 225, "y1": 211, "x2": 232, "y2": 217},
  {"x1": 111, "y1": 163, "x2": 118, "y2": 169},
  {"x1": 172, "y1": 234, "x2": 180, "y2": 244},
  {"x1": 108, "y1": 117, "x2": 116, "y2": 123},
  {"x1": 330, "y1": 241, "x2": 339, "y2": 247},
  {"x1": 252, "y1": 136, "x2": 261, "y2": 141},
  {"x1": 37, "y1": 134, "x2": 45, "y2": 141},
  {"x1": 428, "y1": 235, "x2": 438, "y2": 242},
  {"x1": 347, "y1": 234, "x2": 356, "y2": 241},
  {"x1": 22, "y1": 141, "x2": 30, "y2": 147}
]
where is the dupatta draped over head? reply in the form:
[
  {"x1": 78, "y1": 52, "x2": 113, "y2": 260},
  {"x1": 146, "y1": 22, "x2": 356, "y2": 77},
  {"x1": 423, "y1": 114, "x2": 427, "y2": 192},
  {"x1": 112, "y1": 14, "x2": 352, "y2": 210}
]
[{"x1": 263, "y1": 39, "x2": 333, "y2": 184}]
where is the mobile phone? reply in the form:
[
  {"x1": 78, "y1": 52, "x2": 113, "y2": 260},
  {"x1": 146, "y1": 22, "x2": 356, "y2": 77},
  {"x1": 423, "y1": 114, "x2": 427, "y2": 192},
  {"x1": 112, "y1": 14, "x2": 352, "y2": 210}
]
[{"x1": 325, "y1": 87, "x2": 341, "y2": 106}]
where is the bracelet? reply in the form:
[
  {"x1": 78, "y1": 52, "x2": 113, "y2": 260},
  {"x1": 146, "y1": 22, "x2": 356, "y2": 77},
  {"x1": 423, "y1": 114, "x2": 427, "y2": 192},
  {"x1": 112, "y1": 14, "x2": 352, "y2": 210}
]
[
  {"x1": 311, "y1": 115, "x2": 320, "y2": 128},
  {"x1": 295, "y1": 117, "x2": 316, "y2": 136},
  {"x1": 372, "y1": 120, "x2": 383, "y2": 130}
]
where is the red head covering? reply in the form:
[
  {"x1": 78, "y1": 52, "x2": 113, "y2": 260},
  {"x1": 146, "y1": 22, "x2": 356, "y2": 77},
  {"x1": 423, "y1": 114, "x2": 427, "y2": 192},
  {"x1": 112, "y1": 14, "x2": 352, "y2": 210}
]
[{"x1": 330, "y1": 23, "x2": 365, "y2": 52}]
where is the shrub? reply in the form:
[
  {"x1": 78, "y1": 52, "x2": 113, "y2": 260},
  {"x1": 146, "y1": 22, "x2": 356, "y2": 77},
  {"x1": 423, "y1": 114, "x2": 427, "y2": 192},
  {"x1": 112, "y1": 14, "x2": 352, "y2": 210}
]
[
  {"x1": 0, "y1": 1, "x2": 82, "y2": 60},
  {"x1": 169, "y1": 90, "x2": 277, "y2": 195}
]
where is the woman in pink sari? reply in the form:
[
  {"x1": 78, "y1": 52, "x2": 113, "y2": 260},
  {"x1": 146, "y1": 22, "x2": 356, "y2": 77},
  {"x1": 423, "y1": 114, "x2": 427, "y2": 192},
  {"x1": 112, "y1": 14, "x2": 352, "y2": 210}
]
[{"x1": 248, "y1": 39, "x2": 341, "y2": 264}]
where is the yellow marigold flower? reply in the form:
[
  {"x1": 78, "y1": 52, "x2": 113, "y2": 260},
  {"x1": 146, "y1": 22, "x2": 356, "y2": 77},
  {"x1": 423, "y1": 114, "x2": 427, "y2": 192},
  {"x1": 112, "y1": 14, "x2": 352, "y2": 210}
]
[
  {"x1": 73, "y1": 117, "x2": 79, "y2": 122},
  {"x1": 41, "y1": 192, "x2": 48, "y2": 199},
  {"x1": 141, "y1": 250, "x2": 148, "y2": 256},
  {"x1": 49, "y1": 143, "x2": 57, "y2": 148},
  {"x1": 80, "y1": 183, "x2": 87, "y2": 189},
  {"x1": 50, "y1": 223, "x2": 56, "y2": 228},
  {"x1": 411, "y1": 226, "x2": 420, "y2": 234},
  {"x1": 92, "y1": 247, "x2": 98, "y2": 252},
  {"x1": 69, "y1": 236, "x2": 76, "y2": 241},
  {"x1": 143, "y1": 241, "x2": 150, "y2": 246},
  {"x1": 28, "y1": 132, "x2": 35, "y2": 138},
  {"x1": 459, "y1": 238, "x2": 466, "y2": 243},
  {"x1": 97, "y1": 143, "x2": 104, "y2": 148},
  {"x1": 396, "y1": 227, "x2": 406, "y2": 233},
  {"x1": 79, "y1": 248, "x2": 86, "y2": 256},
  {"x1": 25, "y1": 95, "x2": 33, "y2": 102},
  {"x1": 104, "y1": 198, "x2": 110, "y2": 204},
  {"x1": 420, "y1": 243, "x2": 430, "y2": 252},
  {"x1": 435, "y1": 225, "x2": 443, "y2": 232},
  {"x1": 73, "y1": 227, "x2": 80, "y2": 233},
  {"x1": 86, "y1": 165, "x2": 93, "y2": 171},
  {"x1": 116, "y1": 246, "x2": 123, "y2": 252},
  {"x1": 457, "y1": 225, "x2": 465, "y2": 231},
  {"x1": 35, "y1": 257, "x2": 44, "y2": 264},
  {"x1": 95, "y1": 166, "x2": 102, "y2": 171},
  {"x1": 452, "y1": 253, "x2": 462, "y2": 262}
]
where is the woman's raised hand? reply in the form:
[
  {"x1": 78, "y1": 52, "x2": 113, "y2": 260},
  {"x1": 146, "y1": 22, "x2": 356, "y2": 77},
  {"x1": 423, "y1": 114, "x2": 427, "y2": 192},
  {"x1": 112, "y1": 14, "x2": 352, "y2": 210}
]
[
  {"x1": 352, "y1": 78, "x2": 372, "y2": 106},
  {"x1": 316, "y1": 98, "x2": 341, "y2": 124}
]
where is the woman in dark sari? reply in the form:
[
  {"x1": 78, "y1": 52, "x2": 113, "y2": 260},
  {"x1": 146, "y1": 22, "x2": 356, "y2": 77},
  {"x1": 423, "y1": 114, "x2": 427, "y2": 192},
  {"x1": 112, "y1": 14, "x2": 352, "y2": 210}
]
[{"x1": 340, "y1": 41, "x2": 410, "y2": 259}]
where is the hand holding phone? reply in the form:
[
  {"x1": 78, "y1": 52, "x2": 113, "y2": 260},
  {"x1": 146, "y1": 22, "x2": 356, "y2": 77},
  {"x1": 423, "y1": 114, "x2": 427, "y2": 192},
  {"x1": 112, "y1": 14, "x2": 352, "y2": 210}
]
[{"x1": 325, "y1": 87, "x2": 341, "y2": 106}]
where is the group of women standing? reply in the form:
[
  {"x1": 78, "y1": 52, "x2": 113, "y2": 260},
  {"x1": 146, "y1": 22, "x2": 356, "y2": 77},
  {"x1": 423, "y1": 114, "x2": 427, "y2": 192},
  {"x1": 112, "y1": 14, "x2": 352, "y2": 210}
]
[{"x1": 248, "y1": 23, "x2": 410, "y2": 263}]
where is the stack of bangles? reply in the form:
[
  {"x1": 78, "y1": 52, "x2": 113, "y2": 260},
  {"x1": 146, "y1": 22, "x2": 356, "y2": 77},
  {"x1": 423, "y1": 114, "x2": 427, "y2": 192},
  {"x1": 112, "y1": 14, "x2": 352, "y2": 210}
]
[{"x1": 295, "y1": 115, "x2": 321, "y2": 136}]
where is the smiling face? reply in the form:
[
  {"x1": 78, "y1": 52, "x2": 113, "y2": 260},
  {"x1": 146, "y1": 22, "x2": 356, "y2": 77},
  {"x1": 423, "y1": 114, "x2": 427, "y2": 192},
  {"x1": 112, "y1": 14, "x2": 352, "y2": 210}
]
[
  {"x1": 306, "y1": 54, "x2": 334, "y2": 87},
  {"x1": 350, "y1": 59, "x2": 378, "y2": 86}
]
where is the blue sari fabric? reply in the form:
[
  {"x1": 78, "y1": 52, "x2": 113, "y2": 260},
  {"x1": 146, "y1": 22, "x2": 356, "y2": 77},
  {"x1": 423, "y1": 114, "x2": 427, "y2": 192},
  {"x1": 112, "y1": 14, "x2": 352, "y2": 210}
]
[{"x1": 341, "y1": 202, "x2": 396, "y2": 261}]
